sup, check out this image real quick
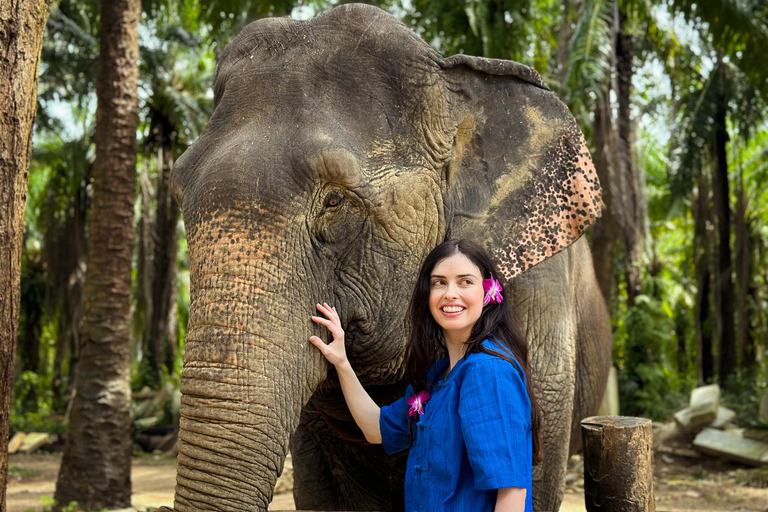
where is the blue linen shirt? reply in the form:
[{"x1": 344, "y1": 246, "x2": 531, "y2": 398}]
[{"x1": 379, "y1": 338, "x2": 533, "y2": 512}]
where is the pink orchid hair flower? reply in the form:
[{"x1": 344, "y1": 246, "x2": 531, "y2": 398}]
[
  {"x1": 407, "y1": 391, "x2": 431, "y2": 417},
  {"x1": 482, "y1": 278, "x2": 503, "y2": 305}
]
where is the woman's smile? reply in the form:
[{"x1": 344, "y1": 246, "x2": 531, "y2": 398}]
[{"x1": 440, "y1": 304, "x2": 467, "y2": 315}]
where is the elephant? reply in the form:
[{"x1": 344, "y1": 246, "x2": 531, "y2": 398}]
[{"x1": 169, "y1": 3, "x2": 612, "y2": 511}]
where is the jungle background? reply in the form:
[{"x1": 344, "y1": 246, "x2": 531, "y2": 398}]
[{"x1": 2, "y1": 0, "x2": 768, "y2": 510}]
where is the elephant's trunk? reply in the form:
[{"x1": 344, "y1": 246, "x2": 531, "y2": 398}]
[{"x1": 173, "y1": 219, "x2": 326, "y2": 512}]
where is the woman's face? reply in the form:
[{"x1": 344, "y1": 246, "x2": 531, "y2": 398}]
[{"x1": 428, "y1": 253, "x2": 486, "y2": 344}]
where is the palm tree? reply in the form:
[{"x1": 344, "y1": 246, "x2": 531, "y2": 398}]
[
  {"x1": 0, "y1": 1, "x2": 52, "y2": 508},
  {"x1": 54, "y1": 0, "x2": 141, "y2": 507},
  {"x1": 0, "y1": 0, "x2": 52, "y2": 508}
]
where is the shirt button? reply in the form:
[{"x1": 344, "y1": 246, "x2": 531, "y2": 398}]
[{"x1": 414, "y1": 464, "x2": 421, "y2": 471}]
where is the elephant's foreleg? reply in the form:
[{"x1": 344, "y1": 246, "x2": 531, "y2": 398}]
[
  {"x1": 291, "y1": 405, "x2": 407, "y2": 511},
  {"x1": 510, "y1": 251, "x2": 576, "y2": 512},
  {"x1": 291, "y1": 411, "x2": 342, "y2": 510},
  {"x1": 569, "y1": 238, "x2": 613, "y2": 456}
]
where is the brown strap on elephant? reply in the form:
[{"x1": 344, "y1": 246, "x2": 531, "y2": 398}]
[{"x1": 314, "y1": 405, "x2": 372, "y2": 446}]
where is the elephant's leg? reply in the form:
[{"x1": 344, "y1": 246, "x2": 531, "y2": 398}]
[
  {"x1": 510, "y1": 250, "x2": 576, "y2": 512},
  {"x1": 291, "y1": 405, "x2": 407, "y2": 511},
  {"x1": 568, "y1": 238, "x2": 613, "y2": 456},
  {"x1": 291, "y1": 409, "x2": 342, "y2": 510}
]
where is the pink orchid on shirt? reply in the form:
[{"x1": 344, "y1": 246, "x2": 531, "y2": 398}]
[{"x1": 407, "y1": 391, "x2": 431, "y2": 416}]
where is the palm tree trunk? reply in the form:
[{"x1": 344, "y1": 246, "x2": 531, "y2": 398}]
[
  {"x1": 590, "y1": 84, "x2": 617, "y2": 305},
  {"x1": 151, "y1": 139, "x2": 180, "y2": 375},
  {"x1": 748, "y1": 229, "x2": 763, "y2": 366},
  {"x1": 0, "y1": 1, "x2": 51, "y2": 508},
  {"x1": 693, "y1": 170, "x2": 714, "y2": 384},
  {"x1": 137, "y1": 157, "x2": 154, "y2": 378},
  {"x1": 675, "y1": 300, "x2": 688, "y2": 374},
  {"x1": 54, "y1": 0, "x2": 140, "y2": 508},
  {"x1": 615, "y1": 5, "x2": 643, "y2": 304},
  {"x1": 48, "y1": 163, "x2": 90, "y2": 410},
  {"x1": 710, "y1": 65, "x2": 736, "y2": 384},
  {"x1": 142, "y1": 135, "x2": 180, "y2": 384},
  {"x1": 734, "y1": 155, "x2": 752, "y2": 370},
  {"x1": 555, "y1": 0, "x2": 575, "y2": 85}
]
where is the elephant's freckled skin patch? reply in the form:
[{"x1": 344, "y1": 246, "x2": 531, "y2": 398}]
[{"x1": 492, "y1": 126, "x2": 601, "y2": 281}]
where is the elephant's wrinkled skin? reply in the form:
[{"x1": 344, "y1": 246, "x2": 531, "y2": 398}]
[{"x1": 169, "y1": 4, "x2": 611, "y2": 511}]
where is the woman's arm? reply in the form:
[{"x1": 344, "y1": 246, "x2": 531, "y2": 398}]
[
  {"x1": 310, "y1": 303, "x2": 382, "y2": 444},
  {"x1": 334, "y1": 360, "x2": 382, "y2": 444},
  {"x1": 495, "y1": 487, "x2": 526, "y2": 512}
]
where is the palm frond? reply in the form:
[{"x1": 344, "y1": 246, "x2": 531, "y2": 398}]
[
  {"x1": 559, "y1": 0, "x2": 613, "y2": 120},
  {"x1": 667, "y1": 0, "x2": 768, "y2": 97}
]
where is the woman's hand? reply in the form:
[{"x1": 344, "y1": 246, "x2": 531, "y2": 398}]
[
  {"x1": 309, "y1": 302, "x2": 348, "y2": 367},
  {"x1": 309, "y1": 302, "x2": 382, "y2": 443}
]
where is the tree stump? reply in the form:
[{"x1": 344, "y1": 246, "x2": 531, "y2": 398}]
[{"x1": 581, "y1": 416, "x2": 654, "y2": 512}]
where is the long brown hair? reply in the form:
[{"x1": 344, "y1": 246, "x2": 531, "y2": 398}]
[{"x1": 403, "y1": 239, "x2": 543, "y2": 465}]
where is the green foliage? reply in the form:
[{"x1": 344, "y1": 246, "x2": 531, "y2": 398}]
[
  {"x1": 614, "y1": 278, "x2": 694, "y2": 420},
  {"x1": 611, "y1": 124, "x2": 701, "y2": 420},
  {"x1": 26, "y1": 497, "x2": 106, "y2": 512},
  {"x1": 9, "y1": 465, "x2": 40, "y2": 478},
  {"x1": 11, "y1": 371, "x2": 67, "y2": 435},
  {"x1": 721, "y1": 369, "x2": 768, "y2": 426}
]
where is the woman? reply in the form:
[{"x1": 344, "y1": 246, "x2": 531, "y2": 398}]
[{"x1": 310, "y1": 239, "x2": 541, "y2": 512}]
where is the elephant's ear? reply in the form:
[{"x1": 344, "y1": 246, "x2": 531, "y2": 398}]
[{"x1": 439, "y1": 55, "x2": 601, "y2": 280}]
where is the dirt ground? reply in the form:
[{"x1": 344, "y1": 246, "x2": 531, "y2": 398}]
[{"x1": 7, "y1": 451, "x2": 768, "y2": 512}]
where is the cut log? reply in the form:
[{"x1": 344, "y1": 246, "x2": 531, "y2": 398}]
[
  {"x1": 19, "y1": 432, "x2": 53, "y2": 453},
  {"x1": 689, "y1": 384, "x2": 720, "y2": 425},
  {"x1": 582, "y1": 416, "x2": 655, "y2": 512},
  {"x1": 710, "y1": 407, "x2": 736, "y2": 429},
  {"x1": 673, "y1": 408, "x2": 695, "y2": 432},
  {"x1": 675, "y1": 405, "x2": 736, "y2": 432},
  {"x1": 8, "y1": 432, "x2": 26, "y2": 454},
  {"x1": 693, "y1": 427, "x2": 768, "y2": 466}
]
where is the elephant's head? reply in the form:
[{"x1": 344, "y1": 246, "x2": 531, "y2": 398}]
[{"x1": 170, "y1": 4, "x2": 599, "y2": 510}]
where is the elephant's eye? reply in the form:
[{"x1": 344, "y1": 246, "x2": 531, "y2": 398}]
[{"x1": 324, "y1": 192, "x2": 344, "y2": 209}]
